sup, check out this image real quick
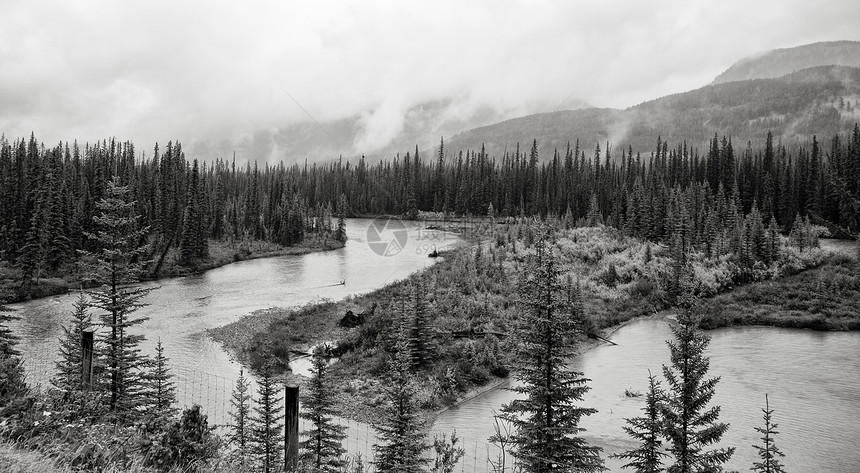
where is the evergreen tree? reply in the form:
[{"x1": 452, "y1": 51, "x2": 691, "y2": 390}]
[
  {"x1": 229, "y1": 369, "x2": 253, "y2": 464},
  {"x1": 750, "y1": 394, "x2": 786, "y2": 473},
  {"x1": 334, "y1": 194, "x2": 348, "y2": 243},
  {"x1": 251, "y1": 364, "x2": 285, "y2": 473},
  {"x1": 661, "y1": 305, "x2": 734, "y2": 472},
  {"x1": 612, "y1": 371, "x2": 668, "y2": 472},
  {"x1": 145, "y1": 339, "x2": 177, "y2": 416},
  {"x1": 498, "y1": 240, "x2": 604, "y2": 473},
  {"x1": 409, "y1": 280, "x2": 435, "y2": 369},
  {"x1": 300, "y1": 347, "x2": 347, "y2": 473},
  {"x1": 586, "y1": 192, "x2": 603, "y2": 226},
  {"x1": 82, "y1": 179, "x2": 153, "y2": 416},
  {"x1": 0, "y1": 299, "x2": 21, "y2": 358},
  {"x1": 0, "y1": 299, "x2": 28, "y2": 406},
  {"x1": 179, "y1": 159, "x2": 208, "y2": 265},
  {"x1": 53, "y1": 291, "x2": 94, "y2": 392},
  {"x1": 373, "y1": 321, "x2": 428, "y2": 473}
]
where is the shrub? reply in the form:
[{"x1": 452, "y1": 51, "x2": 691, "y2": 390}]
[{"x1": 141, "y1": 405, "x2": 220, "y2": 471}]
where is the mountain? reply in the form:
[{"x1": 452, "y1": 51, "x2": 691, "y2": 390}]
[
  {"x1": 187, "y1": 97, "x2": 592, "y2": 163},
  {"x1": 444, "y1": 65, "x2": 860, "y2": 158},
  {"x1": 713, "y1": 41, "x2": 860, "y2": 84},
  {"x1": 189, "y1": 41, "x2": 859, "y2": 163}
]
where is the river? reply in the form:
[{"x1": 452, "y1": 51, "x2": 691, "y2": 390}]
[
  {"x1": 8, "y1": 227, "x2": 860, "y2": 471},
  {"x1": 8, "y1": 217, "x2": 460, "y2": 430},
  {"x1": 431, "y1": 317, "x2": 860, "y2": 472}
]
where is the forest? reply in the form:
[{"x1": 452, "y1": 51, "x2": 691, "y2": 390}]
[
  {"x1": 0, "y1": 136, "x2": 347, "y2": 302},
  {"x1": 1, "y1": 124, "x2": 859, "y2": 472}
]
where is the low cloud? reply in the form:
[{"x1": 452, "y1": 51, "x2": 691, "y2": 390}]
[{"x1": 1, "y1": 0, "x2": 858, "y2": 162}]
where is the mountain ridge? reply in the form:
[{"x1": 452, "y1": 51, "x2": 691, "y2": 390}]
[
  {"x1": 713, "y1": 40, "x2": 860, "y2": 84},
  {"x1": 441, "y1": 65, "x2": 860, "y2": 158}
]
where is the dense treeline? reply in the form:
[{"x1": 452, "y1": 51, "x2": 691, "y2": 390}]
[
  {"x1": 3, "y1": 125, "x2": 857, "y2": 285},
  {"x1": 315, "y1": 128, "x2": 860, "y2": 241},
  {"x1": 0, "y1": 135, "x2": 344, "y2": 290}
]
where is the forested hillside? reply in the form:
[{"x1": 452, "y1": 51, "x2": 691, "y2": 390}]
[
  {"x1": 446, "y1": 66, "x2": 860, "y2": 155},
  {"x1": 713, "y1": 40, "x2": 860, "y2": 84}
]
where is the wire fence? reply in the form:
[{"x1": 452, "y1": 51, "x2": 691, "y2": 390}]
[{"x1": 18, "y1": 350, "x2": 509, "y2": 473}]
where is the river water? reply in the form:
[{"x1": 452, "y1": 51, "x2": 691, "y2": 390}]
[
  {"x1": 8, "y1": 218, "x2": 460, "y2": 430},
  {"x1": 8, "y1": 226, "x2": 860, "y2": 471},
  {"x1": 431, "y1": 317, "x2": 860, "y2": 472}
]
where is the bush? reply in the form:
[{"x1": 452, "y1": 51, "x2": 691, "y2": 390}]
[{"x1": 140, "y1": 405, "x2": 220, "y2": 471}]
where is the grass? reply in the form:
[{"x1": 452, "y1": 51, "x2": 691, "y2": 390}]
[
  {"x1": 0, "y1": 440, "x2": 259, "y2": 473},
  {"x1": 209, "y1": 224, "x2": 855, "y2": 423},
  {"x1": 0, "y1": 442, "x2": 70, "y2": 473},
  {"x1": 698, "y1": 255, "x2": 860, "y2": 330}
]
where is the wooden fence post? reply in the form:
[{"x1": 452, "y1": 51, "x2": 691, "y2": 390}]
[
  {"x1": 82, "y1": 329, "x2": 95, "y2": 389},
  {"x1": 285, "y1": 385, "x2": 299, "y2": 471}
]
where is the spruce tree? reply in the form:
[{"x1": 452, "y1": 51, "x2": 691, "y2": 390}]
[
  {"x1": 251, "y1": 364, "x2": 285, "y2": 473},
  {"x1": 373, "y1": 319, "x2": 428, "y2": 473},
  {"x1": 334, "y1": 194, "x2": 348, "y2": 243},
  {"x1": 145, "y1": 339, "x2": 177, "y2": 416},
  {"x1": 0, "y1": 300, "x2": 27, "y2": 406},
  {"x1": 53, "y1": 291, "x2": 94, "y2": 392},
  {"x1": 661, "y1": 305, "x2": 734, "y2": 472},
  {"x1": 300, "y1": 347, "x2": 347, "y2": 473},
  {"x1": 0, "y1": 299, "x2": 21, "y2": 357},
  {"x1": 229, "y1": 369, "x2": 253, "y2": 464},
  {"x1": 179, "y1": 159, "x2": 208, "y2": 266},
  {"x1": 82, "y1": 179, "x2": 153, "y2": 417},
  {"x1": 498, "y1": 240, "x2": 604, "y2": 473},
  {"x1": 611, "y1": 371, "x2": 668, "y2": 472},
  {"x1": 409, "y1": 280, "x2": 435, "y2": 369},
  {"x1": 750, "y1": 394, "x2": 786, "y2": 473}
]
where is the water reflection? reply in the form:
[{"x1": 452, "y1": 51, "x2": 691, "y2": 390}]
[
  {"x1": 9, "y1": 218, "x2": 461, "y2": 429},
  {"x1": 432, "y1": 318, "x2": 860, "y2": 472}
]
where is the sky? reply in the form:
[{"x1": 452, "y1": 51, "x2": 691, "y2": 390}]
[{"x1": 2, "y1": 0, "x2": 859, "y2": 161}]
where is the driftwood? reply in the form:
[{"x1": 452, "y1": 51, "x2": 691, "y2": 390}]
[{"x1": 338, "y1": 302, "x2": 377, "y2": 328}]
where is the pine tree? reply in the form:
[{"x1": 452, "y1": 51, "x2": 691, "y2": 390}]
[
  {"x1": 586, "y1": 192, "x2": 603, "y2": 226},
  {"x1": 179, "y1": 159, "x2": 208, "y2": 266},
  {"x1": 498, "y1": 240, "x2": 604, "y2": 473},
  {"x1": 0, "y1": 299, "x2": 21, "y2": 358},
  {"x1": 661, "y1": 305, "x2": 734, "y2": 472},
  {"x1": 82, "y1": 179, "x2": 153, "y2": 417},
  {"x1": 145, "y1": 339, "x2": 177, "y2": 416},
  {"x1": 300, "y1": 347, "x2": 347, "y2": 473},
  {"x1": 611, "y1": 371, "x2": 668, "y2": 472},
  {"x1": 229, "y1": 369, "x2": 253, "y2": 464},
  {"x1": 0, "y1": 300, "x2": 27, "y2": 406},
  {"x1": 251, "y1": 364, "x2": 285, "y2": 473},
  {"x1": 373, "y1": 322, "x2": 428, "y2": 473},
  {"x1": 53, "y1": 291, "x2": 94, "y2": 392},
  {"x1": 409, "y1": 280, "x2": 435, "y2": 369},
  {"x1": 334, "y1": 194, "x2": 348, "y2": 243},
  {"x1": 750, "y1": 394, "x2": 786, "y2": 473}
]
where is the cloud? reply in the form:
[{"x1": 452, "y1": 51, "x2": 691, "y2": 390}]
[{"x1": 1, "y1": 0, "x2": 859, "y2": 161}]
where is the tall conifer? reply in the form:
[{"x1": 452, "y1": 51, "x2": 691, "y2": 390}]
[{"x1": 498, "y1": 240, "x2": 604, "y2": 473}]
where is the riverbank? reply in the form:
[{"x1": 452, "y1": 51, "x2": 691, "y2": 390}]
[
  {"x1": 208, "y1": 223, "x2": 855, "y2": 428},
  {"x1": 0, "y1": 235, "x2": 344, "y2": 303},
  {"x1": 698, "y1": 255, "x2": 860, "y2": 330},
  {"x1": 425, "y1": 312, "x2": 652, "y2": 426}
]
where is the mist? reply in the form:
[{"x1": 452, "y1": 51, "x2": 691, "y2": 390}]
[{"x1": 2, "y1": 0, "x2": 859, "y2": 162}]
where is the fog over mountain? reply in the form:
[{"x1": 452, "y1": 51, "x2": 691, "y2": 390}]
[
  {"x1": 713, "y1": 41, "x2": 860, "y2": 84},
  {"x1": 2, "y1": 1, "x2": 859, "y2": 164}
]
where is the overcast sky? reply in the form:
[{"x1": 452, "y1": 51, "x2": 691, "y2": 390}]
[{"x1": 2, "y1": 0, "x2": 859, "y2": 160}]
